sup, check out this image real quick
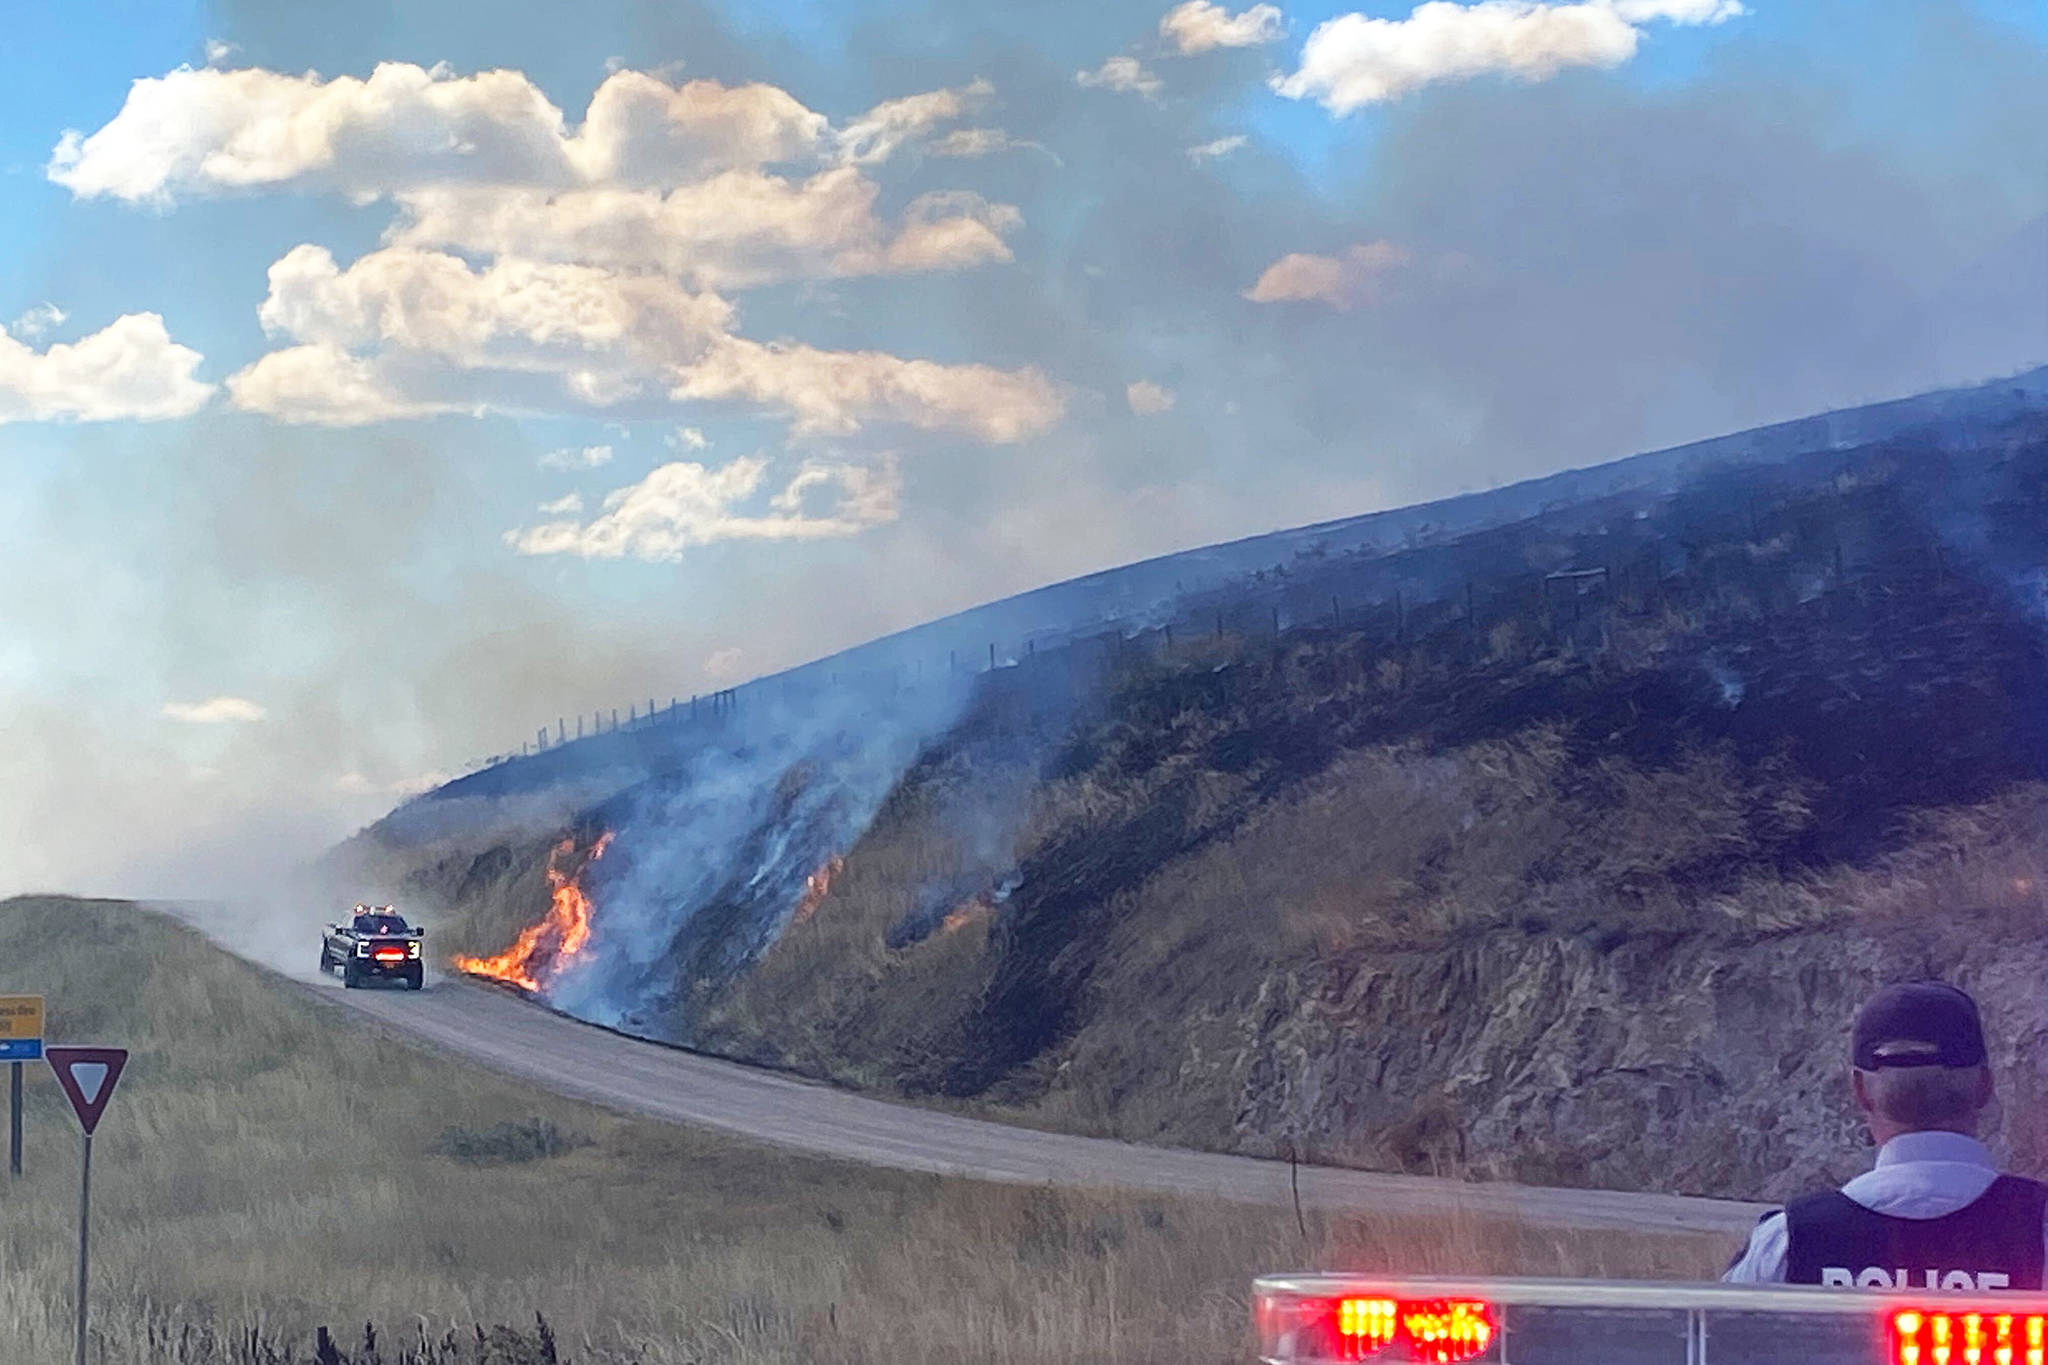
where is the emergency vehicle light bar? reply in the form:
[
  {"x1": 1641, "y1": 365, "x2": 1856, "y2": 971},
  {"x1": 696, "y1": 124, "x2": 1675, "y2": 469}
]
[{"x1": 1254, "y1": 1276, "x2": 2048, "y2": 1365}]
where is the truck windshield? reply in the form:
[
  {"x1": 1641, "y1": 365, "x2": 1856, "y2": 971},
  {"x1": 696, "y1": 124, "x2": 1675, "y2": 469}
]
[{"x1": 352, "y1": 914, "x2": 410, "y2": 934}]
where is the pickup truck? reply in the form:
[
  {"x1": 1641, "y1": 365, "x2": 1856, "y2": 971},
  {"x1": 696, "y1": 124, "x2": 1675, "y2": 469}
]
[
  {"x1": 1253, "y1": 1273, "x2": 2047, "y2": 1365},
  {"x1": 319, "y1": 905, "x2": 425, "y2": 990}
]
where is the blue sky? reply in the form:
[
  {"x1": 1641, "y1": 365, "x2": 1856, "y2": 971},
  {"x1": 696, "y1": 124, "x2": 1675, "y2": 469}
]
[{"x1": 3, "y1": 0, "x2": 2046, "y2": 895}]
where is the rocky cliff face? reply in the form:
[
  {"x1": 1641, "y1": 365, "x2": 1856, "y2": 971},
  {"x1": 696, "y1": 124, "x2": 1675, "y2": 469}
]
[{"x1": 1229, "y1": 913, "x2": 2048, "y2": 1201}]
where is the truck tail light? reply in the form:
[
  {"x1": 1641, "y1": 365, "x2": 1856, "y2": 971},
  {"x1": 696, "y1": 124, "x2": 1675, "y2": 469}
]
[
  {"x1": 373, "y1": 948, "x2": 406, "y2": 962},
  {"x1": 1894, "y1": 1309, "x2": 2048, "y2": 1365}
]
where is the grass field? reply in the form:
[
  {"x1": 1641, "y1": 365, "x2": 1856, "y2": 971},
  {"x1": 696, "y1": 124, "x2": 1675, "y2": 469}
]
[{"x1": 0, "y1": 896, "x2": 1724, "y2": 1363}]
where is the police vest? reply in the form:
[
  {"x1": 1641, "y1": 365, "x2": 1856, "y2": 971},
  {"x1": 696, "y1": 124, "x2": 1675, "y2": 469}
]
[{"x1": 1785, "y1": 1176, "x2": 2048, "y2": 1291}]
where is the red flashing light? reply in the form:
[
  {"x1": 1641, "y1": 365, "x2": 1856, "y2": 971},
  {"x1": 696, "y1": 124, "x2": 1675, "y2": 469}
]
[
  {"x1": 1894, "y1": 1309, "x2": 2048, "y2": 1365},
  {"x1": 1399, "y1": 1300, "x2": 1495, "y2": 1364},
  {"x1": 372, "y1": 948, "x2": 407, "y2": 961},
  {"x1": 1335, "y1": 1299, "x2": 1399, "y2": 1359},
  {"x1": 1302, "y1": 1295, "x2": 1495, "y2": 1363}
]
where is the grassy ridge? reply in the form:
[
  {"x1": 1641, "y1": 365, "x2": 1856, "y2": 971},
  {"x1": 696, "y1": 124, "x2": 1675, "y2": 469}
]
[
  {"x1": 665, "y1": 431, "x2": 2048, "y2": 1198},
  {"x1": 0, "y1": 898, "x2": 1719, "y2": 1364},
  {"x1": 352, "y1": 428, "x2": 2048, "y2": 1201}
]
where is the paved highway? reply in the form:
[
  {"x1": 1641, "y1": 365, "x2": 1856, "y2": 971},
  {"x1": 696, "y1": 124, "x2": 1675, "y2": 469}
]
[
  {"x1": 158, "y1": 899, "x2": 1763, "y2": 1238},
  {"x1": 310, "y1": 972, "x2": 1765, "y2": 1238}
]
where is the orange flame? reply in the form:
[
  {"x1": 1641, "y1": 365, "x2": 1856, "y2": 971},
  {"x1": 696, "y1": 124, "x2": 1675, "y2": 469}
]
[
  {"x1": 939, "y1": 901, "x2": 992, "y2": 935},
  {"x1": 793, "y1": 856, "x2": 846, "y2": 924},
  {"x1": 455, "y1": 832, "x2": 614, "y2": 992}
]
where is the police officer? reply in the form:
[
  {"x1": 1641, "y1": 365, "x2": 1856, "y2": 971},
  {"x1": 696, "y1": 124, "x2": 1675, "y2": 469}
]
[{"x1": 1724, "y1": 980, "x2": 2048, "y2": 1290}]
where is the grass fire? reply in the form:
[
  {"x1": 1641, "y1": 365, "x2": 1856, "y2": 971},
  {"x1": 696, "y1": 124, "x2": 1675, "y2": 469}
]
[
  {"x1": 455, "y1": 832, "x2": 614, "y2": 992},
  {"x1": 792, "y1": 855, "x2": 846, "y2": 924}
]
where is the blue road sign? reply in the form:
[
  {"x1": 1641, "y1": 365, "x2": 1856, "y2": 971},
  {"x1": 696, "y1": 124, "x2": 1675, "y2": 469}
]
[{"x1": 0, "y1": 1040, "x2": 43, "y2": 1061}]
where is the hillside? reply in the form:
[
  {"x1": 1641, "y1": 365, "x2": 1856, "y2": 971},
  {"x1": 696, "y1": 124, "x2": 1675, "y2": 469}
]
[
  {"x1": 335, "y1": 369, "x2": 2048, "y2": 1204},
  {"x1": 0, "y1": 898, "x2": 1710, "y2": 1363}
]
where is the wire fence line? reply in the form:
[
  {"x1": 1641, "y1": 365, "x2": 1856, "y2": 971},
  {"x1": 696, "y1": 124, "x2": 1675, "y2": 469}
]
[
  {"x1": 466, "y1": 551, "x2": 1675, "y2": 778},
  {"x1": 466, "y1": 467, "x2": 1925, "y2": 784}
]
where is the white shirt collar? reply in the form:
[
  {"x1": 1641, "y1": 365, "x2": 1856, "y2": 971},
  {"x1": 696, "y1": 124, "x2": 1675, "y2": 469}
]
[{"x1": 1873, "y1": 1131, "x2": 1995, "y2": 1170}]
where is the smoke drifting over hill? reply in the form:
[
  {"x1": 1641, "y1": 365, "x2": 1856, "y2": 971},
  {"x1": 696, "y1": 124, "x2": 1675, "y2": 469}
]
[{"x1": 6, "y1": 0, "x2": 2048, "y2": 904}]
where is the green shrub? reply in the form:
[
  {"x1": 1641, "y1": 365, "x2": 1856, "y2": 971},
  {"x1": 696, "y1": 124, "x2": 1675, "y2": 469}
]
[{"x1": 432, "y1": 1118, "x2": 590, "y2": 1166}]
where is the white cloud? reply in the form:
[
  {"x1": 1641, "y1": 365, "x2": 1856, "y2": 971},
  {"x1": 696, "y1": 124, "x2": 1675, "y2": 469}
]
[
  {"x1": 1126, "y1": 380, "x2": 1177, "y2": 414},
  {"x1": 573, "y1": 69, "x2": 828, "y2": 183},
  {"x1": 227, "y1": 243, "x2": 1056, "y2": 437},
  {"x1": 386, "y1": 172, "x2": 1018, "y2": 291},
  {"x1": 56, "y1": 61, "x2": 1062, "y2": 453},
  {"x1": 227, "y1": 245, "x2": 732, "y2": 423},
  {"x1": 540, "y1": 444, "x2": 615, "y2": 470},
  {"x1": 1075, "y1": 57, "x2": 1164, "y2": 98},
  {"x1": 253, "y1": 244, "x2": 731, "y2": 375},
  {"x1": 9, "y1": 303, "x2": 67, "y2": 340},
  {"x1": 506, "y1": 453, "x2": 901, "y2": 561},
  {"x1": 46, "y1": 63, "x2": 834, "y2": 203},
  {"x1": 537, "y1": 492, "x2": 585, "y2": 514},
  {"x1": 672, "y1": 338, "x2": 1064, "y2": 442},
  {"x1": 771, "y1": 453, "x2": 902, "y2": 525},
  {"x1": 1188, "y1": 134, "x2": 1249, "y2": 162},
  {"x1": 1161, "y1": 1, "x2": 1286, "y2": 54},
  {"x1": 162, "y1": 696, "x2": 267, "y2": 724},
  {"x1": 1243, "y1": 241, "x2": 1414, "y2": 308},
  {"x1": 702, "y1": 646, "x2": 747, "y2": 681},
  {"x1": 45, "y1": 62, "x2": 1019, "y2": 205},
  {"x1": 203, "y1": 39, "x2": 239, "y2": 66},
  {"x1": 927, "y1": 127, "x2": 1026, "y2": 158},
  {"x1": 0, "y1": 313, "x2": 215, "y2": 424},
  {"x1": 1274, "y1": 0, "x2": 1745, "y2": 114},
  {"x1": 670, "y1": 426, "x2": 708, "y2": 449},
  {"x1": 835, "y1": 78, "x2": 991, "y2": 165},
  {"x1": 222, "y1": 343, "x2": 458, "y2": 426}
]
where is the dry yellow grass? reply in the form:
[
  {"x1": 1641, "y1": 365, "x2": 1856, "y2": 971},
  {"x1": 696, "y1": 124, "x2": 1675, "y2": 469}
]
[{"x1": 0, "y1": 896, "x2": 1723, "y2": 1363}]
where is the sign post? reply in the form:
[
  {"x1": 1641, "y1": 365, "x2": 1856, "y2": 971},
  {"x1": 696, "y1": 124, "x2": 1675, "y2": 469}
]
[
  {"x1": 47, "y1": 1046, "x2": 126, "y2": 1365},
  {"x1": 0, "y1": 995, "x2": 45, "y2": 1177}
]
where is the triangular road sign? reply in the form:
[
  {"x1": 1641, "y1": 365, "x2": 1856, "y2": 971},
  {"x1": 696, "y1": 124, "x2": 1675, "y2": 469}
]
[{"x1": 46, "y1": 1047, "x2": 128, "y2": 1136}]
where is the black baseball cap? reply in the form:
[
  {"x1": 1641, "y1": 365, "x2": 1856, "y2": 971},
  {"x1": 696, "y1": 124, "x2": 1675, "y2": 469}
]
[{"x1": 1852, "y1": 981, "x2": 1988, "y2": 1070}]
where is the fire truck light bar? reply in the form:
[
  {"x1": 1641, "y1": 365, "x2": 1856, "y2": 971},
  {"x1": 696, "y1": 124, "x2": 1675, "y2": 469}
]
[{"x1": 1254, "y1": 1277, "x2": 2048, "y2": 1365}]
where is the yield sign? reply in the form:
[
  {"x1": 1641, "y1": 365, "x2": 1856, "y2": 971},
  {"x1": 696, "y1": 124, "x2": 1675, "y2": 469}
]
[{"x1": 46, "y1": 1047, "x2": 128, "y2": 1136}]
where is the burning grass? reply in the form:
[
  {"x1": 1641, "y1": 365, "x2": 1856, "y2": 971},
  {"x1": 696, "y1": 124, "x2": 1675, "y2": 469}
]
[
  {"x1": 0, "y1": 896, "x2": 1723, "y2": 1365},
  {"x1": 454, "y1": 833, "x2": 612, "y2": 992}
]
